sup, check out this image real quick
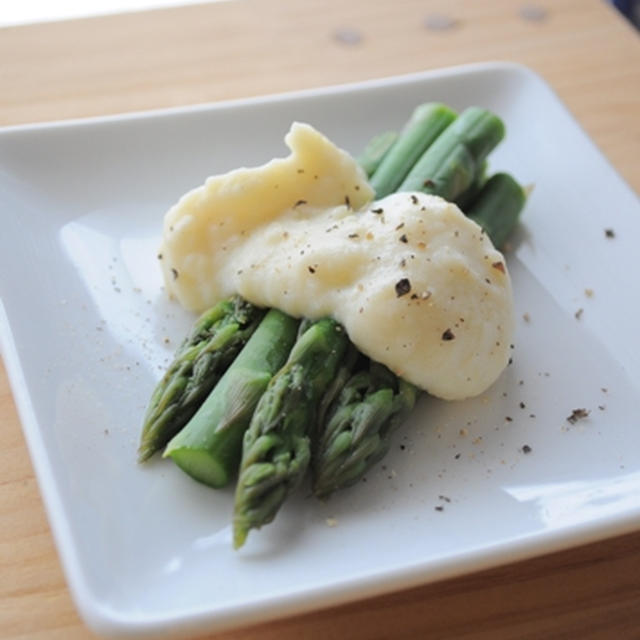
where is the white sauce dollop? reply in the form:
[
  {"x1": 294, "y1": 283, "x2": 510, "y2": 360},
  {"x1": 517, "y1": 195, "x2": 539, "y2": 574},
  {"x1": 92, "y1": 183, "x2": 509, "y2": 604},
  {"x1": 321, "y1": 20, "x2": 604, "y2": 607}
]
[{"x1": 159, "y1": 123, "x2": 514, "y2": 400}]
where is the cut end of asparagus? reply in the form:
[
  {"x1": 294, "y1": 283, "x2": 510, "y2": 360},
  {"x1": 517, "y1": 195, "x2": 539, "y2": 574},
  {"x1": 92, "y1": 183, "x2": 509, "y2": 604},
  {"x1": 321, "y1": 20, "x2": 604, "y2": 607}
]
[
  {"x1": 466, "y1": 172, "x2": 527, "y2": 249},
  {"x1": 164, "y1": 447, "x2": 230, "y2": 488},
  {"x1": 369, "y1": 102, "x2": 457, "y2": 198}
]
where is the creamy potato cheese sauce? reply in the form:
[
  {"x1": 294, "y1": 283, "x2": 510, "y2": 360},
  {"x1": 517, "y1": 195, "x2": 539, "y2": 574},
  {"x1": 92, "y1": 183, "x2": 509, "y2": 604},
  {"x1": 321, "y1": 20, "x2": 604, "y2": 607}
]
[{"x1": 159, "y1": 123, "x2": 514, "y2": 400}]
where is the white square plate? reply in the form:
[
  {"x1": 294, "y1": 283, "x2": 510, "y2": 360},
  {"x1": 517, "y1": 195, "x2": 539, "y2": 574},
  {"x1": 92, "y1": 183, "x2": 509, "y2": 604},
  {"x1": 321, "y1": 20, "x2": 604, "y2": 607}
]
[{"x1": 1, "y1": 62, "x2": 639, "y2": 638}]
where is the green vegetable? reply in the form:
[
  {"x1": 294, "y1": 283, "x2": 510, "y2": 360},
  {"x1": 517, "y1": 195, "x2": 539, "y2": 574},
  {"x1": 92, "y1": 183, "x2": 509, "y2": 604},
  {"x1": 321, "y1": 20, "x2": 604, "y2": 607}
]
[
  {"x1": 163, "y1": 309, "x2": 300, "y2": 488},
  {"x1": 369, "y1": 102, "x2": 457, "y2": 198},
  {"x1": 137, "y1": 296, "x2": 265, "y2": 462},
  {"x1": 312, "y1": 359, "x2": 417, "y2": 499},
  {"x1": 356, "y1": 130, "x2": 398, "y2": 178},
  {"x1": 399, "y1": 106, "x2": 505, "y2": 201},
  {"x1": 232, "y1": 318, "x2": 349, "y2": 548},
  {"x1": 466, "y1": 172, "x2": 527, "y2": 249},
  {"x1": 454, "y1": 159, "x2": 488, "y2": 211}
]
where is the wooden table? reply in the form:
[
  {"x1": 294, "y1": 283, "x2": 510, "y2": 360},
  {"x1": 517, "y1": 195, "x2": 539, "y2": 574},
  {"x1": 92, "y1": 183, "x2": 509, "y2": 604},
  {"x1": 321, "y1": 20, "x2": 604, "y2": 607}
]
[{"x1": 1, "y1": 1, "x2": 639, "y2": 638}]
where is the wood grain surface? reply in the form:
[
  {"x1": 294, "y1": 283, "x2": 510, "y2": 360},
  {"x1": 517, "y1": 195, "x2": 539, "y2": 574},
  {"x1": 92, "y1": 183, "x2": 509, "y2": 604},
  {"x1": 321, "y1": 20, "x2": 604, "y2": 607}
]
[{"x1": 1, "y1": 1, "x2": 639, "y2": 638}]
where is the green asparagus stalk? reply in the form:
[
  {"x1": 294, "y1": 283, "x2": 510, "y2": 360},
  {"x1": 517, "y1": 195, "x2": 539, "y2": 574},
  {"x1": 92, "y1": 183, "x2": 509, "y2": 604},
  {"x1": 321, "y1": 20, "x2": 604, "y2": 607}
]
[
  {"x1": 356, "y1": 130, "x2": 398, "y2": 178},
  {"x1": 398, "y1": 106, "x2": 505, "y2": 202},
  {"x1": 137, "y1": 296, "x2": 265, "y2": 462},
  {"x1": 312, "y1": 361, "x2": 417, "y2": 499},
  {"x1": 316, "y1": 344, "x2": 362, "y2": 424},
  {"x1": 232, "y1": 318, "x2": 349, "y2": 548},
  {"x1": 466, "y1": 172, "x2": 527, "y2": 249},
  {"x1": 454, "y1": 159, "x2": 488, "y2": 211},
  {"x1": 369, "y1": 102, "x2": 457, "y2": 198},
  {"x1": 163, "y1": 309, "x2": 300, "y2": 488}
]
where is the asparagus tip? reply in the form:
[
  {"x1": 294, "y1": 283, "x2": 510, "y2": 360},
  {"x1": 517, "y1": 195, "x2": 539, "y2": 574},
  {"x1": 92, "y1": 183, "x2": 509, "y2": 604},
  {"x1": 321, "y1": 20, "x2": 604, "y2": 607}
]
[
  {"x1": 137, "y1": 444, "x2": 154, "y2": 463},
  {"x1": 233, "y1": 522, "x2": 249, "y2": 549}
]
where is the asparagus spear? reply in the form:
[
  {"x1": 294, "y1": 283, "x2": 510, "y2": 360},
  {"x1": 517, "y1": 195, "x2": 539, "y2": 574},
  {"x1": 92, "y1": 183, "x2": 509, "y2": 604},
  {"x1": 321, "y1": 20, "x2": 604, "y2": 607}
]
[
  {"x1": 356, "y1": 130, "x2": 398, "y2": 178},
  {"x1": 232, "y1": 318, "x2": 349, "y2": 548},
  {"x1": 467, "y1": 172, "x2": 527, "y2": 249},
  {"x1": 137, "y1": 296, "x2": 265, "y2": 462},
  {"x1": 368, "y1": 102, "x2": 457, "y2": 198},
  {"x1": 163, "y1": 309, "x2": 300, "y2": 488},
  {"x1": 312, "y1": 361, "x2": 417, "y2": 499},
  {"x1": 454, "y1": 159, "x2": 488, "y2": 211},
  {"x1": 398, "y1": 106, "x2": 505, "y2": 202}
]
